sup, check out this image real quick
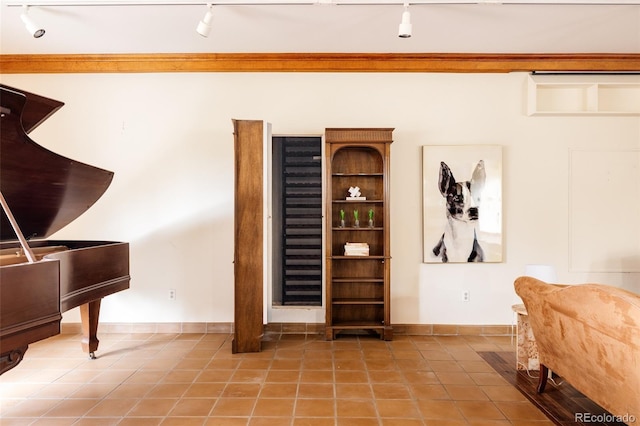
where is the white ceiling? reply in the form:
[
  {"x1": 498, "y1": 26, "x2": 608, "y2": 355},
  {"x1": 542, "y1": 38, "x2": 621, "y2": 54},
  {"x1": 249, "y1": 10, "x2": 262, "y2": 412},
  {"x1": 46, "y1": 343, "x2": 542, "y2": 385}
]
[{"x1": 1, "y1": 0, "x2": 639, "y2": 55}]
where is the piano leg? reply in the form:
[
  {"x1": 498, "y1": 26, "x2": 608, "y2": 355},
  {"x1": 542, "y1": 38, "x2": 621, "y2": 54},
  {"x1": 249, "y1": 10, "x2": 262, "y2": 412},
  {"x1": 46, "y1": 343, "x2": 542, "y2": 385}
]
[
  {"x1": 0, "y1": 346, "x2": 28, "y2": 375},
  {"x1": 80, "y1": 300, "x2": 101, "y2": 359}
]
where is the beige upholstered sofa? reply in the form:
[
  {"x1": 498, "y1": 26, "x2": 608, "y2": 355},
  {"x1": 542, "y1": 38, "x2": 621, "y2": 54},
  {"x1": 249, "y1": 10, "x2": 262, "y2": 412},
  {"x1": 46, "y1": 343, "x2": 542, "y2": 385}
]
[{"x1": 514, "y1": 276, "x2": 640, "y2": 423}]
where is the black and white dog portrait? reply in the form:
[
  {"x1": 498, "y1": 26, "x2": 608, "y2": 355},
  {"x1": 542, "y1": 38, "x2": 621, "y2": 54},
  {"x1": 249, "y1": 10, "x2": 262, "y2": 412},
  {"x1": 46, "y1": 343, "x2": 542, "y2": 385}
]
[
  {"x1": 422, "y1": 145, "x2": 502, "y2": 264},
  {"x1": 432, "y1": 160, "x2": 486, "y2": 263}
]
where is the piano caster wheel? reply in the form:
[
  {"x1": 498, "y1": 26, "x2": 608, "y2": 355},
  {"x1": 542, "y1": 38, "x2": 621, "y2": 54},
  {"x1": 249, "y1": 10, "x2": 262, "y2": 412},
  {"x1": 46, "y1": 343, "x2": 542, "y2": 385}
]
[{"x1": 89, "y1": 352, "x2": 96, "y2": 360}]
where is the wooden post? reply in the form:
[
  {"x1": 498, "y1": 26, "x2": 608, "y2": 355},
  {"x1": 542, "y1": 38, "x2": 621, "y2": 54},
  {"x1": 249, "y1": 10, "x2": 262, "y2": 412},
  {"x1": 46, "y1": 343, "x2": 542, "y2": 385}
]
[{"x1": 232, "y1": 119, "x2": 265, "y2": 353}]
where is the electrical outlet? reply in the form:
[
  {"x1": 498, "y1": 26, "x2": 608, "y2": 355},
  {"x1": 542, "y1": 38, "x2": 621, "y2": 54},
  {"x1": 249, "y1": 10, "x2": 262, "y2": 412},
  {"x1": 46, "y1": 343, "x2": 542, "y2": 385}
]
[
  {"x1": 169, "y1": 289, "x2": 176, "y2": 300},
  {"x1": 462, "y1": 290, "x2": 470, "y2": 302}
]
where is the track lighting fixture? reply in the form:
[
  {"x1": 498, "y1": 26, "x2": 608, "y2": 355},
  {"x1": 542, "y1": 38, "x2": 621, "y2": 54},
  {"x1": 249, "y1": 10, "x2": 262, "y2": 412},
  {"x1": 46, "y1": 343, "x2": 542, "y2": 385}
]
[
  {"x1": 398, "y1": 3, "x2": 411, "y2": 38},
  {"x1": 20, "y1": 5, "x2": 45, "y2": 38},
  {"x1": 196, "y1": 3, "x2": 213, "y2": 37}
]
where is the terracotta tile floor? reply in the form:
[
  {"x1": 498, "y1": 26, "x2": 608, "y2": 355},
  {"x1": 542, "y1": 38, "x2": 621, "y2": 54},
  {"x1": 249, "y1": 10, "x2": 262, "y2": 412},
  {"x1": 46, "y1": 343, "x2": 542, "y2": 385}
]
[{"x1": 0, "y1": 332, "x2": 554, "y2": 425}]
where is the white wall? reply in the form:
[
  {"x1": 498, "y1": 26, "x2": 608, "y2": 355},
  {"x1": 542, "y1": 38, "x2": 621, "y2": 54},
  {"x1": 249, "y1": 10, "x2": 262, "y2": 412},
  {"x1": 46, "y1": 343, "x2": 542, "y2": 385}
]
[{"x1": 1, "y1": 72, "x2": 638, "y2": 326}]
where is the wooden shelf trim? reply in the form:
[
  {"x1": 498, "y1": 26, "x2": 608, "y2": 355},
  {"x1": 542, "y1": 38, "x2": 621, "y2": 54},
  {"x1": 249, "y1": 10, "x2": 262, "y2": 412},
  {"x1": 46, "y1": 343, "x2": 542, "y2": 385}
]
[
  {"x1": 332, "y1": 298, "x2": 384, "y2": 305},
  {"x1": 332, "y1": 173, "x2": 384, "y2": 176},
  {"x1": 332, "y1": 227, "x2": 384, "y2": 231},
  {"x1": 331, "y1": 255, "x2": 387, "y2": 259},
  {"x1": 1, "y1": 53, "x2": 639, "y2": 74},
  {"x1": 332, "y1": 200, "x2": 384, "y2": 204},
  {"x1": 332, "y1": 277, "x2": 384, "y2": 282},
  {"x1": 329, "y1": 322, "x2": 385, "y2": 329}
]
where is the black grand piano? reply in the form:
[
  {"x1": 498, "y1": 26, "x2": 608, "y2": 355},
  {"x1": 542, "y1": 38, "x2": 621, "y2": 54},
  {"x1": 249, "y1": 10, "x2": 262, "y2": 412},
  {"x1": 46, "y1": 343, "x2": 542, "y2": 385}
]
[{"x1": 0, "y1": 84, "x2": 130, "y2": 374}]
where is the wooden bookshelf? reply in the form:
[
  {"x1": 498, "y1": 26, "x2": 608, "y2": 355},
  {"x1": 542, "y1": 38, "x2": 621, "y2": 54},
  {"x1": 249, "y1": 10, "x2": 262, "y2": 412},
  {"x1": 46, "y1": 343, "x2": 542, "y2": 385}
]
[{"x1": 324, "y1": 128, "x2": 393, "y2": 340}]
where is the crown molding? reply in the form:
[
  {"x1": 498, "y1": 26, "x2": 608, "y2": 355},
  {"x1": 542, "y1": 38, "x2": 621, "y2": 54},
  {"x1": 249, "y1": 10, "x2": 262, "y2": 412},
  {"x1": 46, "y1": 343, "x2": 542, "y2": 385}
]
[{"x1": 1, "y1": 53, "x2": 639, "y2": 73}]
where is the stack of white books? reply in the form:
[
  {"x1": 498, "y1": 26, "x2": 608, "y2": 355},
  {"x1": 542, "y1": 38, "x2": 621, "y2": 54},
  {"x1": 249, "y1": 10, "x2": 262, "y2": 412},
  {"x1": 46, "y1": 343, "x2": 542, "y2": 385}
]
[{"x1": 344, "y1": 242, "x2": 369, "y2": 256}]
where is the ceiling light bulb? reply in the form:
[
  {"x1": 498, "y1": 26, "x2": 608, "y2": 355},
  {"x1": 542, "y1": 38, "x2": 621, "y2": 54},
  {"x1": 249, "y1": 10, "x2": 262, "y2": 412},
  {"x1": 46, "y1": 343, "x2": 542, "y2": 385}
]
[
  {"x1": 398, "y1": 3, "x2": 412, "y2": 38},
  {"x1": 196, "y1": 4, "x2": 214, "y2": 37},
  {"x1": 20, "y1": 6, "x2": 45, "y2": 39}
]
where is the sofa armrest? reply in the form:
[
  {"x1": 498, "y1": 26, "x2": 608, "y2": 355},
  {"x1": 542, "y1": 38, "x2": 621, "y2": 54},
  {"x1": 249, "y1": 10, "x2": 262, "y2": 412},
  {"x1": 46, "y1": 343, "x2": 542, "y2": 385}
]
[{"x1": 514, "y1": 276, "x2": 640, "y2": 421}]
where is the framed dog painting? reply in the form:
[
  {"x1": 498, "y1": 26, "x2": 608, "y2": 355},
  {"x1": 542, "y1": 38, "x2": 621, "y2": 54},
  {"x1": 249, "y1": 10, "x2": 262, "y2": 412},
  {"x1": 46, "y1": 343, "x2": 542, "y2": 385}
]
[{"x1": 422, "y1": 145, "x2": 503, "y2": 263}]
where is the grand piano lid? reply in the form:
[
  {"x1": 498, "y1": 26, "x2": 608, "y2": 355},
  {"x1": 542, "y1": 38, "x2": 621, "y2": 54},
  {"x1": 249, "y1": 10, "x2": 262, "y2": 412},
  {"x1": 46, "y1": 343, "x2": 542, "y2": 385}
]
[
  {"x1": 1, "y1": 84, "x2": 64, "y2": 134},
  {"x1": 1, "y1": 85, "x2": 115, "y2": 242}
]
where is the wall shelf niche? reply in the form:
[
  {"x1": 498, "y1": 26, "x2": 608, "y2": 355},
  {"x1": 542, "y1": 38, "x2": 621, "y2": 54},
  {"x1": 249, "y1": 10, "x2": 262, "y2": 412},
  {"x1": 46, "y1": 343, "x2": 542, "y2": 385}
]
[{"x1": 527, "y1": 74, "x2": 640, "y2": 116}]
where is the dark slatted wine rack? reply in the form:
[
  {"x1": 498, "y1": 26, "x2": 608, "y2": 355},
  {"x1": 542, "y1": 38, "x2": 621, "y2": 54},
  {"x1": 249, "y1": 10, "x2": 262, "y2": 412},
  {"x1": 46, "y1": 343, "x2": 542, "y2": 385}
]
[{"x1": 280, "y1": 137, "x2": 322, "y2": 305}]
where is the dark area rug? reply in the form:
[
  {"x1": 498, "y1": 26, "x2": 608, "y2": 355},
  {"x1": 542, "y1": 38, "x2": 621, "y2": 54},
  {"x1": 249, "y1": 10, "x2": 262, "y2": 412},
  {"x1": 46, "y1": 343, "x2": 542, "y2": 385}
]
[{"x1": 479, "y1": 352, "x2": 631, "y2": 426}]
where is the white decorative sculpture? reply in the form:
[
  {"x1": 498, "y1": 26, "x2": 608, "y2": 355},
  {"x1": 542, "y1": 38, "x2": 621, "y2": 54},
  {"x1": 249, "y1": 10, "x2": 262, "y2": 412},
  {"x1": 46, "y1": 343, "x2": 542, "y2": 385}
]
[{"x1": 346, "y1": 186, "x2": 365, "y2": 200}]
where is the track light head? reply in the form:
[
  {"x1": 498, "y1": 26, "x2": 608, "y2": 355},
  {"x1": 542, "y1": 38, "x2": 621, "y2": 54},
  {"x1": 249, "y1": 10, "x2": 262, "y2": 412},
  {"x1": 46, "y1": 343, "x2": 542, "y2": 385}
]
[
  {"x1": 398, "y1": 3, "x2": 411, "y2": 38},
  {"x1": 20, "y1": 6, "x2": 45, "y2": 38},
  {"x1": 196, "y1": 4, "x2": 214, "y2": 37}
]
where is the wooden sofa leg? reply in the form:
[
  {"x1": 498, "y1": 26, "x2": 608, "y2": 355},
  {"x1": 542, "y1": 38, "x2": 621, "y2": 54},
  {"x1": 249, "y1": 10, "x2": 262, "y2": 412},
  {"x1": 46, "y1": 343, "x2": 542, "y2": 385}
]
[{"x1": 537, "y1": 364, "x2": 548, "y2": 393}]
